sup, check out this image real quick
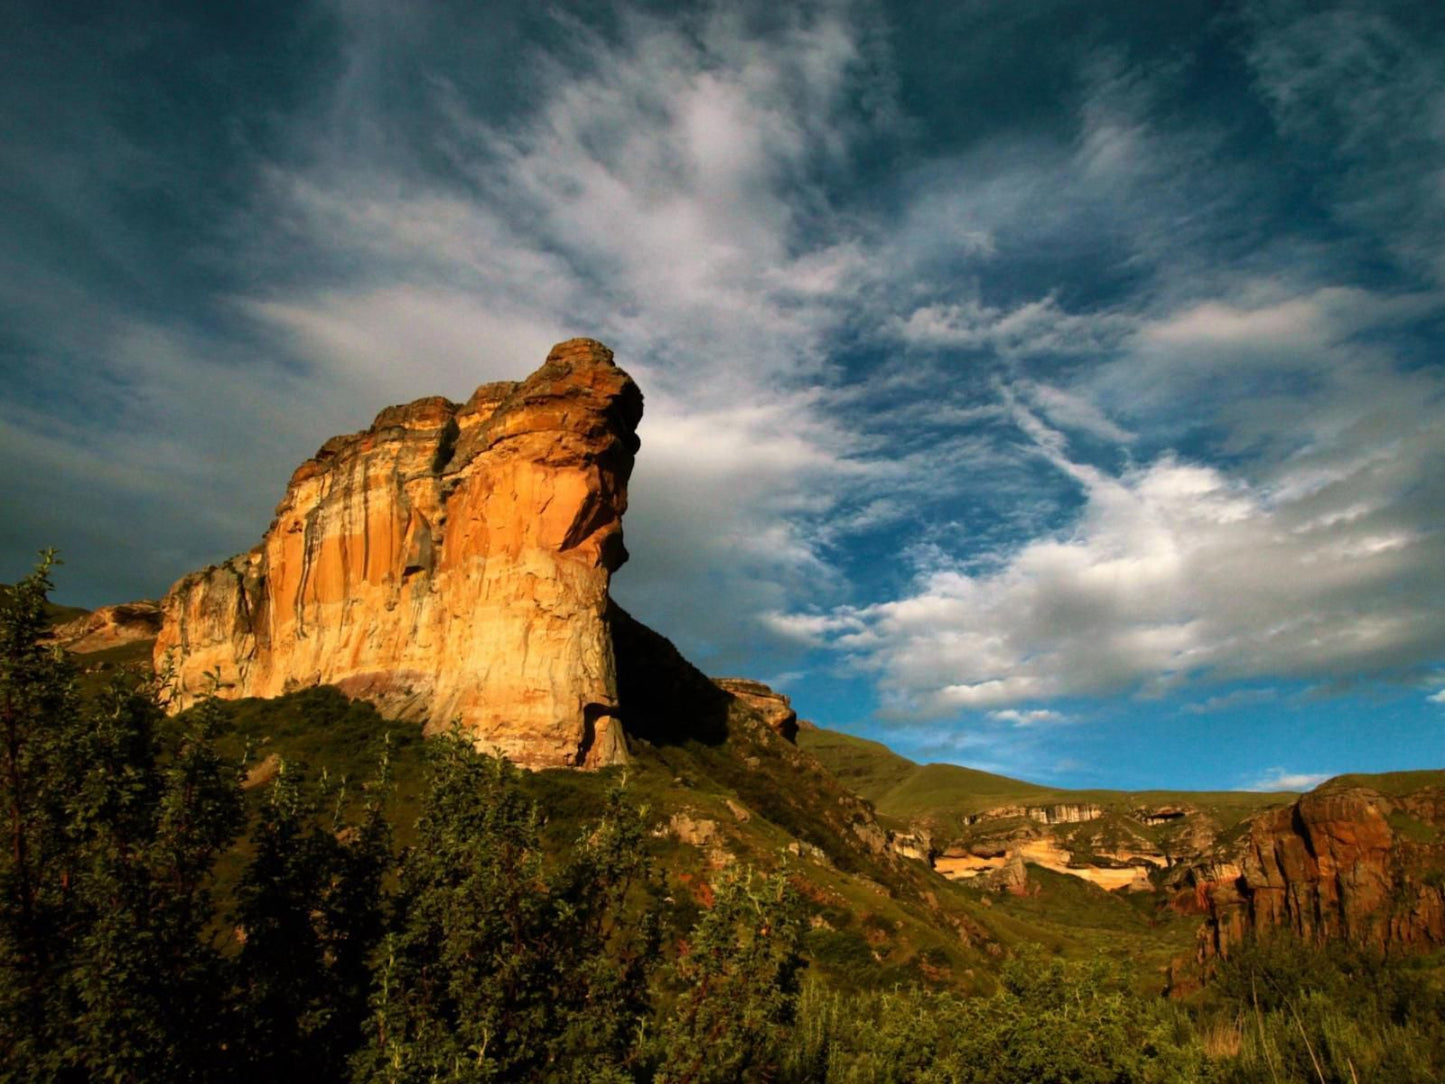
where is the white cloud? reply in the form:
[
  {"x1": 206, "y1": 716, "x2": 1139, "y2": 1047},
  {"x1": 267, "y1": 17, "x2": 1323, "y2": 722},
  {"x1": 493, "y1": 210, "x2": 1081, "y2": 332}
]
[
  {"x1": 1134, "y1": 286, "x2": 1434, "y2": 365},
  {"x1": 1429, "y1": 690, "x2": 1445, "y2": 705},
  {"x1": 1246, "y1": 768, "x2": 1330, "y2": 793},
  {"x1": 1143, "y1": 296, "x2": 1334, "y2": 351},
  {"x1": 247, "y1": 287, "x2": 568, "y2": 401},
  {"x1": 897, "y1": 296, "x2": 1133, "y2": 358},
  {"x1": 1019, "y1": 381, "x2": 1134, "y2": 445},
  {"x1": 1181, "y1": 688, "x2": 1279, "y2": 716},
  {"x1": 786, "y1": 287, "x2": 1445, "y2": 716},
  {"x1": 987, "y1": 708, "x2": 1067, "y2": 726}
]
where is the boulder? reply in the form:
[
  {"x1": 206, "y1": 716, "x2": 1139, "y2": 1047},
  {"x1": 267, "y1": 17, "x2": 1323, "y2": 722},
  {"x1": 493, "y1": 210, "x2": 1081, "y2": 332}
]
[{"x1": 51, "y1": 601, "x2": 162, "y2": 654}]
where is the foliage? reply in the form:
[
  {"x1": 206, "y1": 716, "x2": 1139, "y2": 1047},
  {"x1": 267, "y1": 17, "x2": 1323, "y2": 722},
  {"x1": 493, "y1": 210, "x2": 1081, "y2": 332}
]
[
  {"x1": 0, "y1": 553, "x2": 245, "y2": 1081},
  {"x1": 653, "y1": 867, "x2": 805, "y2": 1084},
  {"x1": 4, "y1": 555, "x2": 1445, "y2": 1082},
  {"x1": 353, "y1": 733, "x2": 659, "y2": 1083},
  {"x1": 231, "y1": 754, "x2": 391, "y2": 1081},
  {"x1": 777, "y1": 948, "x2": 1210, "y2": 1084},
  {"x1": 1209, "y1": 936, "x2": 1445, "y2": 1083}
]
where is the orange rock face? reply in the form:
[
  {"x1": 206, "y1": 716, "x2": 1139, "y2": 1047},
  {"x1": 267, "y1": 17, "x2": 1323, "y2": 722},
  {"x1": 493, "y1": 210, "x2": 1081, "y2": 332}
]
[
  {"x1": 155, "y1": 339, "x2": 643, "y2": 769},
  {"x1": 1193, "y1": 782, "x2": 1445, "y2": 962}
]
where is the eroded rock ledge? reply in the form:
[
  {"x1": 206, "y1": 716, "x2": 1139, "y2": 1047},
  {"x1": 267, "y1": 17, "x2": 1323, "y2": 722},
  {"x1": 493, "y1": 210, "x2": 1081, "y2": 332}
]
[{"x1": 155, "y1": 338, "x2": 643, "y2": 769}]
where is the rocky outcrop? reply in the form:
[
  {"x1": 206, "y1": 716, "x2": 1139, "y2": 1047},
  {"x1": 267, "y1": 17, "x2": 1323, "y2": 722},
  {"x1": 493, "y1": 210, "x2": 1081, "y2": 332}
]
[
  {"x1": 51, "y1": 601, "x2": 162, "y2": 654},
  {"x1": 891, "y1": 827, "x2": 934, "y2": 863},
  {"x1": 962, "y1": 803, "x2": 1103, "y2": 826},
  {"x1": 1134, "y1": 805, "x2": 1191, "y2": 827},
  {"x1": 934, "y1": 834, "x2": 1157, "y2": 892},
  {"x1": 712, "y1": 678, "x2": 799, "y2": 742},
  {"x1": 983, "y1": 853, "x2": 1030, "y2": 895},
  {"x1": 155, "y1": 339, "x2": 643, "y2": 769},
  {"x1": 1191, "y1": 780, "x2": 1445, "y2": 961}
]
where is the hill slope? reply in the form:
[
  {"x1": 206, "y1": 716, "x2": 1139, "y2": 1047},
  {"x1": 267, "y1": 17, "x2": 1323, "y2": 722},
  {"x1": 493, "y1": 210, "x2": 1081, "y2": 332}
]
[{"x1": 41, "y1": 598, "x2": 1445, "y2": 992}]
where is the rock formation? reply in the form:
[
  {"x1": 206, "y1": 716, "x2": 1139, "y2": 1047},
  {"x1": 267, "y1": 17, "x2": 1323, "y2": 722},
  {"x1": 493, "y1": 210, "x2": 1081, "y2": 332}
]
[
  {"x1": 712, "y1": 678, "x2": 799, "y2": 742},
  {"x1": 1187, "y1": 778, "x2": 1445, "y2": 962},
  {"x1": 50, "y1": 601, "x2": 162, "y2": 654},
  {"x1": 155, "y1": 339, "x2": 643, "y2": 769},
  {"x1": 961, "y1": 802, "x2": 1104, "y2": 827}
]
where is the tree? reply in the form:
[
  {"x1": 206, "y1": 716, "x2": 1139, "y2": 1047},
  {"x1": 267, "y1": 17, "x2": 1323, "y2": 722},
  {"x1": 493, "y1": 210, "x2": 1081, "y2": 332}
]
[
  {"x1": 654, "y1": 867, "x2": 806, "y2": 1084},
  {"x1": 0, "y1": 552, "x2": 80, "y2": 1078},
  {"x1": 0, "y1": 554, "x2": 244, "y2": 1082},
  {"x1": 69, "y1": 693, "x2": 245, "y2": 1082},
  {"x1": 354, "y1": 734, "x2": 657, "y2": 1083},
  {"x1": 233, "y1": 754, "x2": 392, "y2": 1082}
]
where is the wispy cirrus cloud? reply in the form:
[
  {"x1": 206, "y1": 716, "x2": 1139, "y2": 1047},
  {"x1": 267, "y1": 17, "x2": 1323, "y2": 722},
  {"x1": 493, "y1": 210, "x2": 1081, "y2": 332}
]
[
  {"x1": 222, "y1": 2, "x2": 897, "y2": 669},
  {"x1": 783, "y1": 285, "x2": 1445, "y2": 717},
  {"x1": 1243, "y1": 1, "x2": 1445, "y2": 285}
]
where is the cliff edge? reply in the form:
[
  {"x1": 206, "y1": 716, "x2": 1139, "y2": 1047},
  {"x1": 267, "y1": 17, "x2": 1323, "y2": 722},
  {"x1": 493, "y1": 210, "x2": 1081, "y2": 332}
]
[{"x1": 155, "y1": 338, "x2": 643, "y2": 769}]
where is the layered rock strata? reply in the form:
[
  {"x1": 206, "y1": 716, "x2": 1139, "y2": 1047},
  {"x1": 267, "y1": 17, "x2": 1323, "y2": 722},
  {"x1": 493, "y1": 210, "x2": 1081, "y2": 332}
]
[{"x1": 155, "y1": 338, "x2": 643, "y2": 769}]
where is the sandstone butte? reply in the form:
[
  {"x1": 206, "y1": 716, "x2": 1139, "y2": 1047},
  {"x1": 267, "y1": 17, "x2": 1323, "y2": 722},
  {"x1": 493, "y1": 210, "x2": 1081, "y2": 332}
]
[{"x1": 155, "y1": 338, "x2": 646, "y2": 770}]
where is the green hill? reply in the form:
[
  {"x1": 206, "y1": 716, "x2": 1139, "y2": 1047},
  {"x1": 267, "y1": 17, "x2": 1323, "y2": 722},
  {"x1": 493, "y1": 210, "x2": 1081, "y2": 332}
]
[{"x1": 799, "y1": 723, "x2": 1291, "y2": 833}]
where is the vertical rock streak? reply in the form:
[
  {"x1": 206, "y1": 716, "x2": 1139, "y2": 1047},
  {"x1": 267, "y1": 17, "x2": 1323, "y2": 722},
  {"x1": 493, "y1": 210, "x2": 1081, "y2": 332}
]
[{"x1": 155, "y1": 339, "x2": 643, "y2": 770}]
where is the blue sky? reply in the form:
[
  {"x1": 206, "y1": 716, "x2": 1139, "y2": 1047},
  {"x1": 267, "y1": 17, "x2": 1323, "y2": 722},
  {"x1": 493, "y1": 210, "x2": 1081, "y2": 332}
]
[{"x1": 3, "y1": 0, "x2": 1443, "y2": 790}]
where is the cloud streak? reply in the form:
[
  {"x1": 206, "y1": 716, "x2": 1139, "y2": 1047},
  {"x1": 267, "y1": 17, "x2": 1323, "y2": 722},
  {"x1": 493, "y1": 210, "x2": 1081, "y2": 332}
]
[
  {"x1": 1246, "y1": 768, "x2": 1330, "y2": 793},
  {"x1": 786, "y1": 287, "x2": 1445, "y2": 716}
]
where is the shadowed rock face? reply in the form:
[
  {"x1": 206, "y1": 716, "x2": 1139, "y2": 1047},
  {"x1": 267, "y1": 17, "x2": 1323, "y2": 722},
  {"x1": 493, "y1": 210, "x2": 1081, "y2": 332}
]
[
  {"x1": 712, "y1": 678, "x2": 799, "y2": 742},
  {"x1": 155, "y1": 338, "x2": 643, "y2": 769}
]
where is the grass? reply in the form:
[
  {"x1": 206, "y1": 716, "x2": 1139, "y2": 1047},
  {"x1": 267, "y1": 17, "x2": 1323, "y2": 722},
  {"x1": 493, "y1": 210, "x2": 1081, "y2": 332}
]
[
  {"x1": 1320, "y1": 769, "x2": 1445, "y2": 797},
  {"x1": 793, "y1": 726, "x2": 930, "y2": 804},
  {"x1": 800, "y1": 724, "x2": 1294, "y2": 840},
  {"x1": 179, "y1": 684, "x2": 1034, "y2": 991},
  {"x1": 187, "y1": 691, "x2": 1445, "y2": 997},
  {"x1": 1387, "y1": 809, "x2": 1441, "y2": 844}
]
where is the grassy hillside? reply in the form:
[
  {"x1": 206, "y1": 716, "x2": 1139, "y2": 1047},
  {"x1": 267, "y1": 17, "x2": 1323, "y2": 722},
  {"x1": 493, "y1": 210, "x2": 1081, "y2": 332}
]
[
  {"x1": 800, "y1": 724, "x2": 1291, "y2": 833},
  {"x1": 34, "y1": 597, "x2": 1198, "y2": 993},
  {"x1": 197, "y1": 686, "x2": 1219, "y2": 993},
  {"x1": 791, "y1": 725, "x2": 926, "y2": 803},
  {"x1": 199, "y1": 688, "x2": 994, "y2": 991},
  {"x1": 1318, "y1": 769, "x2": 1445, "y2": 796},
  {"x1": 51, "y1": 600, "x2": 1434, "y2": 998}
]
